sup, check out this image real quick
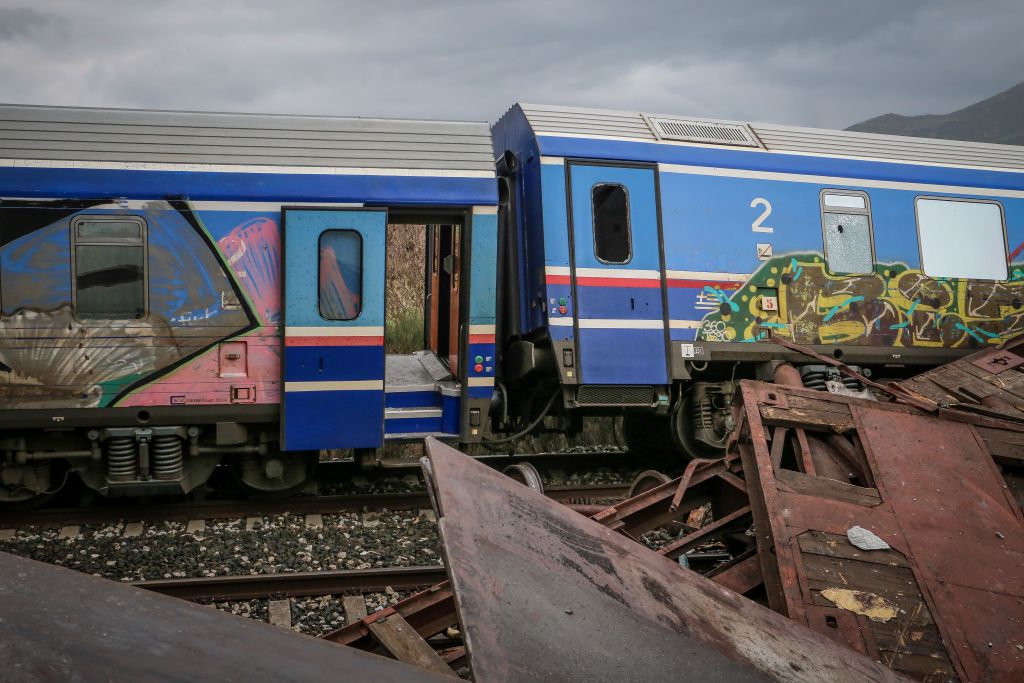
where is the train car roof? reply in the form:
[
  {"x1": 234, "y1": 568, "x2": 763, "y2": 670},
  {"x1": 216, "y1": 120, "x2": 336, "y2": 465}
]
[
  {"x1": 0, "y1": 103, "x2": 496, "y2": 174},
  {"x1": 513, "y1": 103, "x2": 1024, "y2": 173}
]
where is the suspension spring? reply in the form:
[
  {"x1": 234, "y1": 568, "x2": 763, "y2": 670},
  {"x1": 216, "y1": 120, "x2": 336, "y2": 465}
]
[
  {"x1": 31, "y1": 460, "x2": 51, "y2": 490},
  {"x1": 151, "y1": 435, "x2": 184, "y2": 481},
  {"x1": 106, "y1": 437, "x2": 138, "y2": 481}
]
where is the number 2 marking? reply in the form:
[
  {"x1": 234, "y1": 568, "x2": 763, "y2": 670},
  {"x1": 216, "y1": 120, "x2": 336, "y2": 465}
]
[{"x1": 751, "y1": 198, "x2": 773, "y2": 233}]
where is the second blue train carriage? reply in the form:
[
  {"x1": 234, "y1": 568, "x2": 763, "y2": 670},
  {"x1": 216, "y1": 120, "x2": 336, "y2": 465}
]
[{"x1": 491, "y1": 103, "x2": 1024, "y2": 453}]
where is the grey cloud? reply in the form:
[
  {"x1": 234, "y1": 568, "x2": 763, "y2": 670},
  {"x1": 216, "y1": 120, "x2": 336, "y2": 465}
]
[
  {"x1": 0, "y1": 6, "x2": 64, "y2": 41},
  {"x1": 0, "y1": 0, "x2": 1021, "y2": 130}
]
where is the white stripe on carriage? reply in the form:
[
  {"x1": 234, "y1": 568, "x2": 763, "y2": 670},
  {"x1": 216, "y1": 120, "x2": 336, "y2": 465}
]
[
  {"x1": 285, "y1": 326, "x2": 384, "y2": 337},
  {"x1": 285, "y1": 380, "x2": 384, "y2": 392},
  {"x1": 669, "y1": 320, "x2": 703, "y2": 329},
  {"x1": 658, "y1": 163, "x2": 1024, "y2": 200},
  {"x1": 472, "y1": 205, "x2": 498, "y2": 214},
  {"x1": 578, "y1": 318, "x2": 664, "y2": 329},
  {"x1": 468, "y1": 377, "x2": 495, "y2": 387},
  {"x1": 469, "y1": 323, "x2": 496, "y2": 334},
  {"x1": 544, "y1": 266, "x2": 661, "y2": 279},
  {"x1": 540, "y1": 157, "x2": 565, "y2": 166},
  {"x1": 0, "y1": 158, "x2": 496, "y2": 179},
  {"x1": 665, "y1": 270, "x2": 749, "y2": 282},
  {"x1": 548, "y1": 318, "x2": 666, "y2": 329}
]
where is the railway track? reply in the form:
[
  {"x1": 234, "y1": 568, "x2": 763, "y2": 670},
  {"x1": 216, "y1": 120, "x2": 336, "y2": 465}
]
[
  {"x1": 134, "y1": 564, "x2": 448, "y2": 601},
  {"x1": 0, "y1": 483, "x2": 629, "y2": 528}
]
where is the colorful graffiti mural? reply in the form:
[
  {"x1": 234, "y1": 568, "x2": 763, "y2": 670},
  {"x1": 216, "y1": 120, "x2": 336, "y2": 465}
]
[
  {"x1": 695, "y1": 253, "x2": 1024, "y2": 349},
  {"x1": 0, "y1": 200, "x2": 258, "y2": 408}
]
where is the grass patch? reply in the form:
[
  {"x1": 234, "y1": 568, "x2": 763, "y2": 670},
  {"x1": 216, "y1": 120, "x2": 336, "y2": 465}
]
[{"x1": 386, "y1": 308, "x2": 424, "y2": 354}]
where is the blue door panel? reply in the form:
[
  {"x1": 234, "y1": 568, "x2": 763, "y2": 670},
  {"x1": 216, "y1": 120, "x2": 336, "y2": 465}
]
[
  {"x1": 284, "y1": 391, "x2": 383, "y2": 448},
  {"x1": 282, "y1": 208, "x2": 387, "y2": 451},
  {"x1": 283, "y1": 346, "x2": 385, "y2": 382},
  {"x1": 569, "y1": 164, "x2": 668, "y2": 385}
]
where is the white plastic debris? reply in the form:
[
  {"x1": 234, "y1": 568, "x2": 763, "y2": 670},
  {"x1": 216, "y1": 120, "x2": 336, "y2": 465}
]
[{"x1": 847, "y1": 525, "x2": 890, "y2": 551}]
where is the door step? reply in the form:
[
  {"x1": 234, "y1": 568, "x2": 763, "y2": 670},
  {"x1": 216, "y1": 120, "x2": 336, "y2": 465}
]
[{"x1": 385, "y1": 407, "x2": 445, "y2": 435}]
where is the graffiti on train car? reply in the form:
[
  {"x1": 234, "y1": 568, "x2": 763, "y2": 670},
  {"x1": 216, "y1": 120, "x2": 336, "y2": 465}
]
[
  {"x1": 0, "y1": 200, "x2": 256, "y2": 408},
  {"x1": 696, "y1": 253, "x2": 1024, "y2": 348}
]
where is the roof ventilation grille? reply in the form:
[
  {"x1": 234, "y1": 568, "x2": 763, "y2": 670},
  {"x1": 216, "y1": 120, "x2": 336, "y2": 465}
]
[{"x1": 648, "y1": 117, "x2": 759, "y2": 147}]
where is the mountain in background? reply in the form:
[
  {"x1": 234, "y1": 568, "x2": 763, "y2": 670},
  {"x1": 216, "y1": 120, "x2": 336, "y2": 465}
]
[{"x1": 847, "y1": 81, "x2": 1024, "y2": 145}]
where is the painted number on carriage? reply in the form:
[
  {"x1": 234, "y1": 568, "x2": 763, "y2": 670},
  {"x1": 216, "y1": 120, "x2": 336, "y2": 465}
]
[{"x1": 751, "y1": 198, "x2": 773, "y2": 233}]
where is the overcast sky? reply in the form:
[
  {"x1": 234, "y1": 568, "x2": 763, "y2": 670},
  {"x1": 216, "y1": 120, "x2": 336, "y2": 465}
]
[{"x1": 0, "y1": 1, "x2": 1021, "y2": 129}]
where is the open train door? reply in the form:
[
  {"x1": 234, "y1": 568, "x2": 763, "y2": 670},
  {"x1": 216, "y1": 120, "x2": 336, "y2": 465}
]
[{"x1": 281, "y1": 208, "x2": 387, "y2": 450}]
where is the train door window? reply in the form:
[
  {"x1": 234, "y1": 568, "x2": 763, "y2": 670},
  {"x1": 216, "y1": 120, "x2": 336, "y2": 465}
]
[
  {"x1": 319, "y1": 229, "x2": 363, "y2": 320},
  {"x1": 592, "y1": 183, "x2": 631, "y2": 263},
  {"x1": 916, "y1": 198, "x2": 1007, "y2": 281},
  {"x1": 71, "y1": 216, "x2": 147, "y2": 320},
  {"x1": 820, "y1": 190, "x2": 873, "y2": 274}
]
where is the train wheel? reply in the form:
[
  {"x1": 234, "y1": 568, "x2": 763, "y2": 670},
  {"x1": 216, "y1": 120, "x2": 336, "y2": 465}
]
[
  {"x1": 0, "y1": 460, "x2": 62, "y2": 509},
  {"x1": 230, "y1": 451, "x2": 317, "y2": 499}
]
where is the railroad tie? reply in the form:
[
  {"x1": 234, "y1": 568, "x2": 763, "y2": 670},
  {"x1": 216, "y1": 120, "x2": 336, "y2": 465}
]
[
  {"x1": 245, "y1": 517, "x2": 261, "y2": 531},
  {"x1": 268, "y1": 599, "x2": 292, "y2": 629},
  {"x1": 418, "y1": 509, "x2": 436, "y2": 522},
  {"x1": 57, "y1": 525, "x2": 80, "y2": 540},
  {"x1": 185, "y1": 519, "x2": 206, "y2": 534},
  {"x1": 123, "y1": 522, "x2": 144, "y2": 538},
  {"x1": 305, "y1": 514, "x2": 323, "y2": 528},
  {"x1": 0, "y1": 529, "x2": 14, "y2": 542},
  {"x1": 342, "y1": 595, "x2": 367, "y2": 623}
]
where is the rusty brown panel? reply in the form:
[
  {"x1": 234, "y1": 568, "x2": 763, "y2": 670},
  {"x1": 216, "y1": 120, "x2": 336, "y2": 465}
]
[
  {"x1": 422, "y1": 438, "x2": 903, "y2": 683},
  {"x1": 733, "y1": 379, "x2": 1024, "y2": 683},
  {"x1": 0, "y1": 551, "x2": 447, "y2": 683},
  {"x1": 855, "y1": 406, "x2": 1024, "y2": 682}
]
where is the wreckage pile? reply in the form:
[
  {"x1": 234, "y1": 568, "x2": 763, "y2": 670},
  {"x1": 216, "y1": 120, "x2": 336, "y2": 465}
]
[{"x1": 326, "y1": 339, "x2": 1024, "y2": 682}]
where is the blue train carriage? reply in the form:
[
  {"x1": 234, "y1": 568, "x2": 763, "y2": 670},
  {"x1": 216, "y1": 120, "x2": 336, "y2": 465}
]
[
  {"x1": 0, "y1": 104, "x2": 498, "y2": 505},
  {"x1": 492, "y1": 103, "x2": 1024, "y2": 455}
]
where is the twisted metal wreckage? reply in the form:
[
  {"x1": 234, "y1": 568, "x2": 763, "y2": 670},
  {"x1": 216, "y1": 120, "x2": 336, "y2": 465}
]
[{"x1": 1, "y1": 338, "x2": 1022, "y2": 682}]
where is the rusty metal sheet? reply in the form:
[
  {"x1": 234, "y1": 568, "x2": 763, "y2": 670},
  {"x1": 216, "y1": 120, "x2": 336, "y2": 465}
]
[
  {"x1": 0, "y1": 551, "x2": 447, "y2": 683},
  {"x1": 735, "y1": 380, "x2": 1024, "y2": 682},
  {"x1": 422, "y1": 438, "x2": 903, "y2": 683}
]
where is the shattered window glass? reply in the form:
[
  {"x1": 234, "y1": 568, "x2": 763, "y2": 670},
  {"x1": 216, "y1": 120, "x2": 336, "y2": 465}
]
[{"x1": 821, "y1": 191, "x2": 873, "y2": 275}]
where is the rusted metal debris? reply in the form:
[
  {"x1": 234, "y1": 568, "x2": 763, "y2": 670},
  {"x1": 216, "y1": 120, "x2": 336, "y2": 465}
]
[
  {"x1": 421, "y1": 437, "x2": 902, "y2": 682},
  {"x1": 322, "y1": 581, "x2": 465, "y2": 675},
  {"x1": 732, "y1": 379, "x2": 1024, "y2": 682},
  {"x1": 0, "y1": 550, "x2": 448, "y2": 683}
]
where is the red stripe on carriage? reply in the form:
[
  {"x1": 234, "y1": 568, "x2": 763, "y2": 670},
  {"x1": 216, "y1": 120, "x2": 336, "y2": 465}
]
[
  {"x1": 545, "y1": 275, "x2": 661, "y2": 288},
  {"x1": 285, "y1": 336, "x2": 384, "y2": 347},
  {"x1": 469, "y1": 334, "x2": 496, "y2": 343}
]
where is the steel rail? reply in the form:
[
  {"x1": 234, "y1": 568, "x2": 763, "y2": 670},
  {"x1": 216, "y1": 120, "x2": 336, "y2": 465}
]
[
  {"x1": 133, "y1": 565, "x2": 449, "y2": 601},
  {"x1": 0, "y1": 484, "x2": 628, "y2": 528}
]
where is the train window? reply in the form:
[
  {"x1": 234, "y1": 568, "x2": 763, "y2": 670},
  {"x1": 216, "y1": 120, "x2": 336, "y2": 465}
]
[
  {"x1": 916, "y1": 198, "x2": 1007, "y2": 280},
  {"x1": 71, "y1": 216, "x2": 147, "y2": 320},
  {"x1": 319, "y1": 229, "x2": 363, "y2": 320},
  {"x1": 592, "y1": 183, "x2": 631, "y2": 264},
  {"x1": 820, "y1": 190, "x2": 873, "y2": 275}
]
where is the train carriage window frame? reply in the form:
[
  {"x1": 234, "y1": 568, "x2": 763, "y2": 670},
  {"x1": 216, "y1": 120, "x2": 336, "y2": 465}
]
[
  {"x1": 591, "y1": 183, "x2": 633, "y2": 265},
  {"x1": 70, "y1": 216, "x2": 149, "y2": 321},
  {"x1": 819, "y1": 189, "x2": 875, "y2": 276},
  {"x1": 915, "y1": 196, "x2": 1008, "y2": 282},
  {"x1": 318, "y1": 229, "x2": 364, "y2": 321}
]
